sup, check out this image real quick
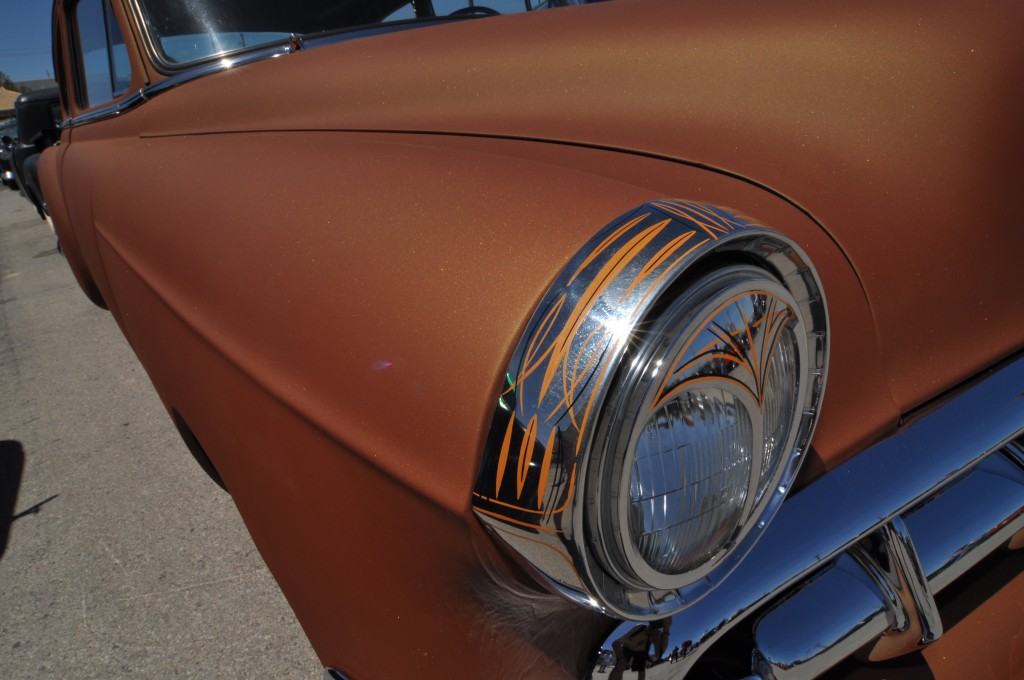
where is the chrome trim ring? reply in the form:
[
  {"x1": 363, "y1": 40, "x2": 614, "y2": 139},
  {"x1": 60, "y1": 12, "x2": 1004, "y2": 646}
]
[
  {"x1": 472, "y1": 200, "x2": 828, "y2": 618},
  {"x1": 595, "y1": 352, "x2": 1024, "y2": 678},
  {"x1": 588, "y1": 267, "x2": 814, "y2": 596}
]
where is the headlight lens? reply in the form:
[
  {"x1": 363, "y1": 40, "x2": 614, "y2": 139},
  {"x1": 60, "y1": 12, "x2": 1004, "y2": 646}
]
[
  {"x1": 592, "y1": 266, "x2": 811, "y2": 593},
  {"x1": 629, "y1": 385, "x2": 756, "y2": 575}
]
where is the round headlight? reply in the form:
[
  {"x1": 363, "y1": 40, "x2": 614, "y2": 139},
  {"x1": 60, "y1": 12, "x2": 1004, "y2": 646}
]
[
  {"x1": 589, "y1": 266, "x2": 810, "y2": 594},
  {"x1": 471, "y1": 200, "x2": 827, "y2": 618}
]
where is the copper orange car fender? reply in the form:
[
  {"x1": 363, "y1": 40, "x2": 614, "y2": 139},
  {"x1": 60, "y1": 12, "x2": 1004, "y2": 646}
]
[
  {"x1": 130, "y1": 0, "x2": 1024, "y2": 418},
  {"x1": 53, "y1": 126, "x2": 893, "y2": 676}
]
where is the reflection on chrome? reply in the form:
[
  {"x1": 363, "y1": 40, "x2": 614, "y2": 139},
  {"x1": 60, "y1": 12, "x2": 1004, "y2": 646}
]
[
  {"x1": 128, "y1": 0, "x2": 601, "y2": 70},
  {"x1": 600, "y1": 276, "x2": 809, "y2": 596},
  {"x1": 604, "y1": 618, "x2": 672, "y2": 680},
  {"x1": 472, "y1": 200, "x2": 828, "y2": 618},
  {"x1": 590, "y1": 354, "x2": 1024, "y2": 679}
]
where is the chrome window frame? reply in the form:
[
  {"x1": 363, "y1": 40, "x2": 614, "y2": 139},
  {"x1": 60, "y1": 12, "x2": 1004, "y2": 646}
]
[
  {"x1": 122, "y1": 0, "x2": 489, "y2": 75},
  {"x1": 123, "y1": 0, "x2": 294, "y2": 74},
  {"x1": 68, "y1": 0, "x2": 130, "y2": 110}
]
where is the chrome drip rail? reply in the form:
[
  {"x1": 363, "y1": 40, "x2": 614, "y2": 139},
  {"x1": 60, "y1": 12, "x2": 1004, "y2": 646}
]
[{"x1": 589, "y1": 353, "x2": 1024, "y2": 679}]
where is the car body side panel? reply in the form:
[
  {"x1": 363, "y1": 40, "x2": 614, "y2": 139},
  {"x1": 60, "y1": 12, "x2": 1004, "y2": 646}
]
[
  {"x1": 38, "y1": 143, "x2": 107, "y2": 308},
  {"x1": 66, "y1": 130, "x2": 660, "y2": 678},
  {"x1": 51, "y1": 125, "x2": 895, "y2": 674},
  {"x1": 920, "y1": 564, "x2": 1024, "y2": 680},
  {"x1": 55, "y1": 124, "x2": 893, "y2": 506},
  {"x1": 42, "y1": 116, "x2": 150, "y2": 321},
  {"x1": 132, "y1": 0, "x2": 1024, "y2": 416},
  {"x1": 94, "y1": 233, "x2": 607, "y2": 680}
]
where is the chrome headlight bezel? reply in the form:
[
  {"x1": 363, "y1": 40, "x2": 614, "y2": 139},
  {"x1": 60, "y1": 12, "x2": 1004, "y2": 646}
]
[
  {"x1": 586, "y1": 266, "x2": 813, "y2": 598},
  {"x1": 472, "y1": 200, "x2": 828, "y2": 619}
]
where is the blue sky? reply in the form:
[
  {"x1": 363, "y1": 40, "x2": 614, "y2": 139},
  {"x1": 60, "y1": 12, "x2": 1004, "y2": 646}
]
[{"x1": 0, "y1": 2, "x2": 56, "y2": 83}]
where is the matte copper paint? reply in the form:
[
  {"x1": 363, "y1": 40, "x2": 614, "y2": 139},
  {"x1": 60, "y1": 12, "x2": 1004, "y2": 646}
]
[
  {"x1": 37, "y1": 0, "x2": 1023, "y2": 677},
  {"x1": 131, "y1": 0, "x2": 1024, "y2": 415}
]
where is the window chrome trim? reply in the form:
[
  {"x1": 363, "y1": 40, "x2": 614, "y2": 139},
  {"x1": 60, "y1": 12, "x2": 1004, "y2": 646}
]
[
  {"x1": 123, "y1": 0, "x2": 474, "y2": 76},
  {"x1": 61, "y1": 40, "x2": 290, "y2": 129},
  {"x1": 62, "y1": 14, "x2": 468, "y2": 129},
  {"x1": 62, "y1": 89, "x2": 145, "y2": 128},
  {"x1": 122, "y1": 0, "x2": 299, "y2": 74}
]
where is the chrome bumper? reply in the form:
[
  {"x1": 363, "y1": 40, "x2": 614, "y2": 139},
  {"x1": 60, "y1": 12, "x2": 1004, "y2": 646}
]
[{"x1": 590, "y1": 354, "x2": 1024, "y2": 679}]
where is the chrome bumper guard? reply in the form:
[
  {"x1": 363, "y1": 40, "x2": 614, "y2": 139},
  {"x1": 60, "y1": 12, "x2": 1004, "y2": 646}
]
[{"x1": 591, "y1": 355, "x2": 1024, "y2": 679}]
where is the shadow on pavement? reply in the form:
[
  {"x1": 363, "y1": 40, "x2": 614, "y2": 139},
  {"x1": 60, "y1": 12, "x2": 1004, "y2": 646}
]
[
  {"x1": 0, "y1": 440, "x2": 25, "y2": 559},
  {"x1": 0, "y1": 440, "x2": 59, "y2": 561}
]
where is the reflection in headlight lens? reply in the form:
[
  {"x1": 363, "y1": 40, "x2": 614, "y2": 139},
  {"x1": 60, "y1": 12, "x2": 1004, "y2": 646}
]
[
  {"x1": 759, "y1": 327, "x2": 798, "y2": 503},
  {"x1": 611, "y1": 276, "x2": 809, "y2": 590},
  {"x1": 629, "y1": 388, "x2": 754, "y2": 574}
]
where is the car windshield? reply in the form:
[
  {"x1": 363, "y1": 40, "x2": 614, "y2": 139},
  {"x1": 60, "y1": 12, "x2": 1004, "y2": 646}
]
[{"x1": 136, "y1": 0, "x2": 594, "y2": 67}]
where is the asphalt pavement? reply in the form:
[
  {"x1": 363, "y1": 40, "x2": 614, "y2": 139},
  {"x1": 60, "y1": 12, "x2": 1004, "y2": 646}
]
[{"x1": 0, "y1": 188, "x2": 321, "y2": 678}]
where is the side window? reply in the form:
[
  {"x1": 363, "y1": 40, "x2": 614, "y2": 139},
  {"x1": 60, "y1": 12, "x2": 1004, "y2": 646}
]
[{"x1": 74, "y1": 0, "x2": 130, "y2": 108}]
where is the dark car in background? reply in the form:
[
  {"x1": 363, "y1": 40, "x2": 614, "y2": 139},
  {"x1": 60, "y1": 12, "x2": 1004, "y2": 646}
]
[
  {"x1": 0, "y1": 118, "x2": 18, "y2": 190},
  {"x1": 7, "y1": 89, "x2": 60, "y2": 219}
]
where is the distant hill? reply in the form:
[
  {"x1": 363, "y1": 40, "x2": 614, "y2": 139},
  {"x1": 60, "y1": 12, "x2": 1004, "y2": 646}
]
[
  {"x1": 0, "y1": 87, "x2": 20, "y2": 115},
  {"x1": 17, "y1": 79, "x2": 58, "y2": 93}
]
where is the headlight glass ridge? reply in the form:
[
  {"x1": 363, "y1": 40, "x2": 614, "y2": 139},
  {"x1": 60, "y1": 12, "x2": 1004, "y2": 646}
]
[{"x1": 594, "y1": 268, "x2": 808, "y2": 592}]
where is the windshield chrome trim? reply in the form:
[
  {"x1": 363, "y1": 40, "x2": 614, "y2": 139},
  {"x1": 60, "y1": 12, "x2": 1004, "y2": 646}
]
[
  {"x1": 123, "y1": 0, "x2": 299, "y2": 75},
  {"x1": 62, "y1": 13, "x2": 472, "y2": 129},
  {"x1": 61, "y1": 40, "x2": 288, "y2": 129},
  {"x1": 142, "y1": 43, "x2": 293, "y2": 98},
  {"x1": 124, "y1": 0, "x2": 474, "y2": 75},
  {"x1": 62, "y1": 90, "x2": 146, "y2": 128}
]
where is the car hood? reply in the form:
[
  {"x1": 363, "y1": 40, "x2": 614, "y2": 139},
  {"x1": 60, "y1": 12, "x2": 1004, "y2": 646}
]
[{"x1": 136, "y1": 0, "x2": 1024, "y2": 415}]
